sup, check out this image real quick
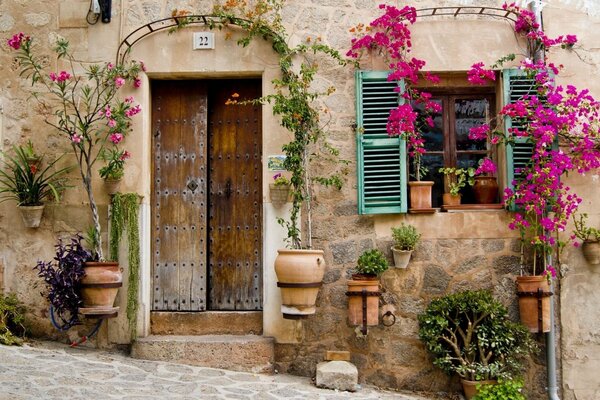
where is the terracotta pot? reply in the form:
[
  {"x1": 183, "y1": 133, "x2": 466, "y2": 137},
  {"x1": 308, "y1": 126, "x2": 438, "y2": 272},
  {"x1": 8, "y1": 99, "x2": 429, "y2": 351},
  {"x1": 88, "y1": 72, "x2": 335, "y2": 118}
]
[
  {"x1": 18, "y1": 205, "x2": 45, "y2": 228},
  {"x1": 582, "y1": 240, "x2": 600, "y2": 265},
  {"x1": 347, "y1": 275, "x2": 380, "y2": 326},
  {"x1": 516, "y1": 275, "x2": 551, "y2": 333},
  {"x1": 269, "y1": 183, "x2": 291, "y2": 207},
  {"x1": 461, "y1": 379, "x2": 497, "y2": 400},
  {"x1": 391, "y1": 247, "x2": 412, "y2": 269},
  {"x1": 472, "y1": 176, "x2": 498, "y2": 204},
  {"x1": 408, "y1": 181, "x2": 434, "y2": 209},
  {"x1": 442, "y1": 193, "x2": 461, "y2": 206},
  {"x1": 104, "y1": 178, "x2": 122, "y2": 195},
  {"x1": 81, "y1": 262, "x2": 123, "y2": 309},
  {"x1": 274, "y1": 249, "x2": 325, "y2": 319}
]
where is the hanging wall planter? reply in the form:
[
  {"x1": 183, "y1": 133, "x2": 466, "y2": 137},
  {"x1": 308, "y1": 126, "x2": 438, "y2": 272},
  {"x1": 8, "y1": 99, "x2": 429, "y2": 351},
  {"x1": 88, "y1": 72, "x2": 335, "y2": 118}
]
[
  {"x1": 269, "y1": 183, "x2": 291, "y2": 207},
  {"x1": 346, "y1": 275, "x2": 380, "y2": 327},
  {"x1": 581, "y1": 240, "x2": 600, "y2": 265},
  {"x1": 18, "y1": 205, "x2": 45, "y2": 228},
  {"x1": 391, "y1": 248, "x2": 412, "y2": 269},
  {"x1": 104, "y1": 178, "x2": 122, "y2": 195},
  {"x1": 274, "y1": 249, "x2": 325, "y2": 319},
  {"x1": 516, "y1": 275, "x2": 552, "y2": 333}
]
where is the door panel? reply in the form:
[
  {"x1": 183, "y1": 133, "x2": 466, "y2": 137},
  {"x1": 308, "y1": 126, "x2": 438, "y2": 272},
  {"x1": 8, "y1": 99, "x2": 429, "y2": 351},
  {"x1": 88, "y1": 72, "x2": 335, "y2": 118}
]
[
  {"x1": 152, "y1": 81, "x2": 208, "y2": 311},
  {"x1": 208, "y1": 80, "x2": 262, "y2": 311},
  {"x1": 151, "y1": 79, "x2": 262, "y2": 312}
]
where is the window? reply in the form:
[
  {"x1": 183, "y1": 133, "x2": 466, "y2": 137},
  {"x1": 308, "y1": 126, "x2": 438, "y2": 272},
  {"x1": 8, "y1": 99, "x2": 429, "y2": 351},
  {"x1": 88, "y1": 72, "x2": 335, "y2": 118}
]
[{"x1": 413, "y1": 93, "x2": 495, "y2": 207}]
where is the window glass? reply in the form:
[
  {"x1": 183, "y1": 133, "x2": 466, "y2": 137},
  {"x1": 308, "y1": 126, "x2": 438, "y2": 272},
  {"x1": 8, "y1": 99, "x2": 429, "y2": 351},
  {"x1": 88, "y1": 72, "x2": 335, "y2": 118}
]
[{"x1": 455, "y1": 99, "x2": 488, "y2": 151}]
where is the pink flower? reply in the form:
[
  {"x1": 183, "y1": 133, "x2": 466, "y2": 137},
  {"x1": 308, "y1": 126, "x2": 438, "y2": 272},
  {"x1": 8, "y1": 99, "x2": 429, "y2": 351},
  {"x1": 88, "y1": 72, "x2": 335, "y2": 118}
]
[
  {"x1": 114, "y1": 77, "x2": 125, "y2": 88},
  {"x1": 110, "y1": 133, "x2": 123, "y2": 144},
  {"x1": 475, "y1": 158, "x2": 497, "y2": 176},
  {"x1": 125, "y1": 96, "x2": 134, "y2": 104},
  {"x1": 107, "y1": 62, "x2": 114, "y2": 70},
  {"x1": 468, "y1": 124, "x2": 490, "y2": 140},
  {"x1": 7, "y1": 32, "x2": 27, "y2": 50},
  {"x1": 102, "y1": 106, "x2": 112, "y2": 118},
  {"x1": 125, "y1": 104, "x2": 141, "y2": 117},
  {"x1": 140, "y1": 61, "x2": 147, "y2": 72},
  {"x1": 49, "y1": 71, "x2": 71, "y2": 83},
  {"x1": 467, "y1": 62, "x2": 495, "y2": 85},
  {"x1": 71, "y1": 134, "x2": 82, "y2": 143},
  {"x1": 107, "y1": 119, "x2": 117, "y2": 128},
  {"x1": 120, "y1": 150, "x2": 131, "y2": 160},
  {"x1": 133, "y1": 78, "x2": 142, "y2": 88}
]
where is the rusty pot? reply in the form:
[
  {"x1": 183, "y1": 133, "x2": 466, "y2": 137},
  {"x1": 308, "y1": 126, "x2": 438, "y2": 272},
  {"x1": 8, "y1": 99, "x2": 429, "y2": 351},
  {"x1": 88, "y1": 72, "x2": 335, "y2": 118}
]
[
  {"x1": 461, "y1": 379, "x2": 497, "y2": 400},
  {"x1": 516, "y1": 275, "x2": 551, "y2": 333},
  {"x1": 274, "y1": 249, "x2": 325, "y2": 319},
  {"x1": 347, "y1": 275, "x2": 380, "y2": 326},
  {"x1": 472, "y1": 176, "x2": 498, "y2": 204},
  {"x1": 408, "y1": 181, "x2": 434, "y2": 209},
  {"x1": 81, "y1": 261, "x2": 122, "y2": 310}
]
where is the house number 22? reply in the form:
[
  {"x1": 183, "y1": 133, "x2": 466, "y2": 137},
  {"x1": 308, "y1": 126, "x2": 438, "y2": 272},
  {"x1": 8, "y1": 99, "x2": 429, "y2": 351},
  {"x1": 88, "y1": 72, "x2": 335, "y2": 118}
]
[{"x1": 193, "y1": 32, "x2": 215, "y2": 50}]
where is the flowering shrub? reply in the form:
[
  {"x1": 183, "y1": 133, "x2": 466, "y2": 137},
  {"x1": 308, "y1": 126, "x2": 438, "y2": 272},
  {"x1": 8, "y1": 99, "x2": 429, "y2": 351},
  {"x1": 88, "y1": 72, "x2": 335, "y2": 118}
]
[
  {"x1": 348, "y1": 5, "x2": 441, "y2": 180},
  {"x1": 465, "y1": 3, "x2": 600, "y2": 276},
  {"x1": 272, "y1": 172, "x2": 290, "y2": 187},
  {"x1": 99, "y1": 149, "x2": 131, "y2": 180},
  {"x1": 8, "y1": 33, "x2": 143, "y2": 259}
]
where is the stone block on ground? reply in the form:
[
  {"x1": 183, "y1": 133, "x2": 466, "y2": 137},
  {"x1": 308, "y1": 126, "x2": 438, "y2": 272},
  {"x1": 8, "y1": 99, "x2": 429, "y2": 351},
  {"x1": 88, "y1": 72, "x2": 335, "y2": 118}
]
[{"x1": 316, "y1": 360, "x2": 358, "y2": 392}]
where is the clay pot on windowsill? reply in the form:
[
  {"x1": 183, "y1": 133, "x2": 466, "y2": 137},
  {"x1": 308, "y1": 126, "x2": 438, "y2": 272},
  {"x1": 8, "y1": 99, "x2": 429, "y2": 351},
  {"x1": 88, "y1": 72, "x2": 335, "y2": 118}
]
[
  {"x1": 442, "y1": 193, "x2": 461, "y2": 206},
  {"x1": 461, "y1": 379, "x2": 497, "y2": 400},
  {"x1": 18, "y1": 204, "x2": 45, "y2": 228},
  {"x1": 473, "y1": 176, "x2": 498, "y2": 204},
  {"x1": 408, "y1": 181, "x2": 434, "y2": 209},
  {"x1": 581, "y1": 240, "x2": 600, "y2": 265}
]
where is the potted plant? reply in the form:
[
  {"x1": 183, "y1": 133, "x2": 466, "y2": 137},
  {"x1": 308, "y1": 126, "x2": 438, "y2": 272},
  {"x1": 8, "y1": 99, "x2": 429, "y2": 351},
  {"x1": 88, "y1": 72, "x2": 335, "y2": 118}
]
[
  {"x1": 418, "y1": 290, "x2": 536, "y2": 400},
  {"x1": 472, "y1": 158, "x2": 498, "y2": 204},
  {"x1": 390, "y1": 223, "x2": 420, "y2": 268},
  {"x1": 472, "y1": 380, "x2": 526, "y2": 400},
  {"x1": 347, "y1": 249, "x2": 388, "y2": 327},
  {"x1": 438, "y1": 167, "x2": 476, "y2": 206},
  {"x1": 573, "y1": 213, "x2": 600, "y2": 265},
  {"x1": 0, "y1": 143, "x2": 71, "y2": 228},
  {"x1": 9, "y1": 32, "x2": 142, "y2": 259},
  {"x1": 99, "y1": 148, "x2": 130, "y2": 195},
  {"x1": 269, "y1": 172, "x2": 291, "y2": 207}
]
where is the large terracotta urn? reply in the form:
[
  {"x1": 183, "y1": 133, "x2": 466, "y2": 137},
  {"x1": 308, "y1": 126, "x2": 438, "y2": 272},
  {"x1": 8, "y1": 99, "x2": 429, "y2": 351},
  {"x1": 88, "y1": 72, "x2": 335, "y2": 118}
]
[
  {"x1": 516, "y1": 275, "x2": 551, "y2": 333},
  {"x1": 472, "y1": 176, "x2": 499, "y2": 204},
  {"x1": 274, "y1": 249, "x2": 325, "y2": 319},
  {"x1": 81, "y1": 262, "x2": 123, "y2": 310}
]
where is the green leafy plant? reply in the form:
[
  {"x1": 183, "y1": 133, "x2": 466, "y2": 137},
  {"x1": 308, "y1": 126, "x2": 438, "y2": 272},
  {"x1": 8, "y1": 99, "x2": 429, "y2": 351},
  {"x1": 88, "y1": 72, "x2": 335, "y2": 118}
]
[
  {"x1": 356, "y1": 249, "x2": 389, "y2": 276},
  {"x1": 109, "y1": 193, "x2": 140, "y2": 339},
  {"x1": 472, "y1": 379, "x2": 526, "y2": 400},
  {"x1": 391, "y1": 223, "x2": 421, "y2": 251},
  {"x1": 272, "y1": 172, "x2": 290, "y2": 187},
  {"x1": 0, "y1": 293, "x2": 27, "y2": 346},
  {"x1": 438, "y1": 167, "x2": 476, "y2": 196},
  {"x1": 418, "y1": 290, "x2": 537, "y2": 382},
  {"x1": 99, "y1": 148, "x2": 129, "y2": 180},
  {"x1": 573, "y1": 213, "x2": 600, "y2": 243},
  {"x1": 0, "y1": 144, "x2": 71, "y2": 206}
]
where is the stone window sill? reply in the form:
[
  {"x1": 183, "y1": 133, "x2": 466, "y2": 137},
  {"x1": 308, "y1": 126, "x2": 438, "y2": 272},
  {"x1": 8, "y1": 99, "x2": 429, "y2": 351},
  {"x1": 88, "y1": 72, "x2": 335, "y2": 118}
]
[{"x1": 440, "y1": 204, "x2": 505, "y2": 212}]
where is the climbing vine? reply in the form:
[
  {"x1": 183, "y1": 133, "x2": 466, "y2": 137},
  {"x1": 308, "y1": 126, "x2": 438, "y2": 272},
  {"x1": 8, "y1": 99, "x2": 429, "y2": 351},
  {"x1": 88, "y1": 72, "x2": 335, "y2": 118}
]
[{"x1": 109, "y1": 193, "x2": 140, "y2": 339}]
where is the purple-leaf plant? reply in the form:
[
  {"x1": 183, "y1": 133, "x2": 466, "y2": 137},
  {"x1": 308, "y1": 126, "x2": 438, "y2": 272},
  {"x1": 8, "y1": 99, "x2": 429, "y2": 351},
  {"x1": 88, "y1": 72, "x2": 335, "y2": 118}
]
[
  {"x1": 465, "y1": 2, "x2": 600, "y2": 277},
  {"x1": 34, "y1": 234, "x2": 95, "y2": 329}
]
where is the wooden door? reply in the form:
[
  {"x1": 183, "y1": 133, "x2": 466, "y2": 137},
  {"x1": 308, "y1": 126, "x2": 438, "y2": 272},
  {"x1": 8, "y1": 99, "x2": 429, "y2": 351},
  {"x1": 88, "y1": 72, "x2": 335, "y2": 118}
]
[
  {"x1": 151, "y1": 79, "x2": 262, "y2": 312},
  {"x1": 208, "y1": 80, "x2": 262, "y2": 311}
]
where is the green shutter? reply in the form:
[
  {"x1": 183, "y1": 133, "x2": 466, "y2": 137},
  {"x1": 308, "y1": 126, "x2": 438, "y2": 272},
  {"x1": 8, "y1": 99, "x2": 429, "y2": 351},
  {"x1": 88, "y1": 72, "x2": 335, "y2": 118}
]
[{"x1": 356, "y1": 70, "x2": 407, "y2": 214}]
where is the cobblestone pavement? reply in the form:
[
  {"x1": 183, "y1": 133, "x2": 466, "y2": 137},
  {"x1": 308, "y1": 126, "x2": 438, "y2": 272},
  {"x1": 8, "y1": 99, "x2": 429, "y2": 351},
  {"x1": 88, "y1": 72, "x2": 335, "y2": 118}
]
[{"x1": 0, "y1": 341, "x2": 434, "y2": 400}]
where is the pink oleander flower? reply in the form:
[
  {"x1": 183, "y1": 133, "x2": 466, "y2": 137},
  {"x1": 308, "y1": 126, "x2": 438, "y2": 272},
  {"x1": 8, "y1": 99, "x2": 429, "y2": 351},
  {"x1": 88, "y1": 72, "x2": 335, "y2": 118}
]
[
  {"x1": 475, "y1": 158, "x2": 497, "y2": 176},
  {"x1": 133, "y1": 78, "x2": 142, "y2": 88},
  {"x1": 7, "y1": 32, "x2": 27, "y2": 50},
  {"x1": 125, "y1": 104, "x2": 141, "y2": 117},
  {"x1": 140, "y1": 61, "x2": 147, "y2": 72},
  {"x1": 467, "y1": 62, "x2": 495, "y2": 85},
  {"x1": 107, "y1": 119, "x2": 116, "y2": 128},
  {"x1": 110, "y1": 133, "x2": 123, "y2": 144},
  {"x1": 102, "y1": 105, "x2": 112, "y2": 118},
  {"x1": 120, "y1": 150, "x2": 131, "y2": 160},
  {"x1": 71, "y1": 134, "x2": 82, "y2": 143},
  {"x1": 107, "y1": 62, "x2": 114, "y2": 70},
  {"x1": 114, "y1": 77, "x2": 125, "y2": 88},
  {"x1": 49, "y1": 71, "x2": 71, "y2": 83},
  {"x1": 125, "y1": 96, "x2": 134, "y2": 104}
]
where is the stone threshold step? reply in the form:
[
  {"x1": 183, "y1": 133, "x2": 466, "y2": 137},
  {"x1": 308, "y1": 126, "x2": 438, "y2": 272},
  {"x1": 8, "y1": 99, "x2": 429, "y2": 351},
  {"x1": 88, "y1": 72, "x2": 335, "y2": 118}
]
[
  {"x1": 150, "y1": 311, "x2": 263, "y2": 336},
  {"x1": 131, "y1": 335, "x2": 274, "y2": 374}
]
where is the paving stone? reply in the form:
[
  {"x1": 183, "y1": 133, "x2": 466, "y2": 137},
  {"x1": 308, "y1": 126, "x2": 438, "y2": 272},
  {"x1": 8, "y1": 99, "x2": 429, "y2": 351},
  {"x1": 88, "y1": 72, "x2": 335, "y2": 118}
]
[{"x1": 316, "y1": 361, "x2": 358, "y2": 392}]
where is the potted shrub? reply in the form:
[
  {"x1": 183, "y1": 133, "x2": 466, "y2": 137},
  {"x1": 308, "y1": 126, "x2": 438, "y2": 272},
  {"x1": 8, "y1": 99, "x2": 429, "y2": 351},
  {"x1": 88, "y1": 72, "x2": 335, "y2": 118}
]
[
  {"x1": 390, "y1": 223, "x2": 420, "y2": 268},
  {"x1": 99, "y1": 148, "x2": 130, "y2": 195},
  {"x1": 347, "y1": 249, "x2": 388, "y2": 327},
  {"x1": 269, "y1": 172, "x2": 291, "y2": 207},
  {"x1": 418, "y1": 290, "x2": 536, "y2": 400},
  {"x1": 472, "y1": 158, "x2": 498, "y2": 204},
  {"x1": 0, "y1": 143, "x2": 71, "y2": 228},
  {"x1": 438, "y1": 167, "x2": 475, "y2": 206},
  {"x1": 472, "y1": 380, "x2": 526, "y2": 400},
  {"x1": 573, "y1": 213, "x2": 600, "y2": 265}
]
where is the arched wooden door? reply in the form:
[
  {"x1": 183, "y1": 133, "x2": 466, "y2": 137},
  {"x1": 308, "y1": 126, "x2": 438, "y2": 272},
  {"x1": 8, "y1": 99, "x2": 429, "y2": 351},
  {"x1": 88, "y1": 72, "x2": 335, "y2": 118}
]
[{"x1": 151, "y1": 79, "x2": 262, "y2": 312}]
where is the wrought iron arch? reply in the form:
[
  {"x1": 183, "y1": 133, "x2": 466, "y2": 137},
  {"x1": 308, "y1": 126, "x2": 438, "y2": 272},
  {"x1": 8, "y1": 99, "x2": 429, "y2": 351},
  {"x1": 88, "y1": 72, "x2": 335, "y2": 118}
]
[{"x1": 116, "y1": 7, "x2": 518, "y2": 64}]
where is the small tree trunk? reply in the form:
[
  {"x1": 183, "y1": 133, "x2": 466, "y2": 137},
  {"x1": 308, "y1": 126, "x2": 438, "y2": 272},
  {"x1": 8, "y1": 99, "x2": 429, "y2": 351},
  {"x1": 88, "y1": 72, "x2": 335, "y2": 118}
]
[{"x1": 83, "y1": 175, "x2": 103, "y2": 260}]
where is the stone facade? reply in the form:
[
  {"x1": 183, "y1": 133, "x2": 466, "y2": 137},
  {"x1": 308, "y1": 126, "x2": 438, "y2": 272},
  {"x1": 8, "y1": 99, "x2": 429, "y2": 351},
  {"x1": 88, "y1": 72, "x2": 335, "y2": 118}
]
[{"x1": 0, "y1": 0, "x2": 599, "y2": 398}]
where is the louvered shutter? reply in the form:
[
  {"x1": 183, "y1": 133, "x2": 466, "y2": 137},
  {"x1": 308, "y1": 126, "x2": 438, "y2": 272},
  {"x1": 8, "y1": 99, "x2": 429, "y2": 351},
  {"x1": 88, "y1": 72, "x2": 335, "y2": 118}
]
[
  {"x1": 356, "y1": 71, "x2": 407, "y2": 214},
  {"x1": 503, "y1": 69, "x2": 536, "y2": 196}
]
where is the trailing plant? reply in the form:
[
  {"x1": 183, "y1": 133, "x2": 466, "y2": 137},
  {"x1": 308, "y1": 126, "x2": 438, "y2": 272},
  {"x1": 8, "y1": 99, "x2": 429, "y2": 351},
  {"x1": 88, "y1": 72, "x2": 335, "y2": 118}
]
[
  {"x1": 34, "y1": 234, "x2": 95, "y2": 329},
  {"x1": 572, "y1": 213, "x2": 600, "y2": 244},
  {"x1": 356, "y1": 249, "x2": 389, "y2": 276},
  {"x1": 348, "y1": 5, "x2": 442, "y2": 181},
  {"x1": 464, "y1": 2, "x2": 600, "y2": 277},
  {"x1": 110, "y1": 193, "x2": 140, "y2": 339},
  {"x1": 170, "y1": 1, "x2": 349, "y2": 249},
  {"x1": 8, "y1": 33, "x2": 143, "y2": 259},
  {"x1": 0, "y1": 293, "x2": 27, "y2": 346},
  {"x1": 438, "y1": 167, "x2": 476, "y2": 196},
  {"x1": 0, "y1": 143, "x2": 71, "y2": 206},
  {"x1": 391, "y1": 223, "x2": 420, "y2": 251},
  {"x1": 472, "y1": 379, "x2": 526, "y2": 400},
  {"x1": 418, "y1": 290, "x2": 537, "y2": 382}
]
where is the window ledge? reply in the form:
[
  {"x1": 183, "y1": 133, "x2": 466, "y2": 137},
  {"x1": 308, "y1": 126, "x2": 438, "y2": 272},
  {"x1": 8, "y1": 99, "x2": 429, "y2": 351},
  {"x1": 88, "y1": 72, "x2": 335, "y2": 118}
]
[{"x1": 441, "y1": 204, "x2": 505, "y2": 212}]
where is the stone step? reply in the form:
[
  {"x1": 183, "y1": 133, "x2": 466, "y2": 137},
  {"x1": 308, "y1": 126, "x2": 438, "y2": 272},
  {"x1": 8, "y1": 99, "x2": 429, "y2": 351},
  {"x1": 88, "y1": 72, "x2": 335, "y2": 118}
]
[
  {"x1": 150, "y1": 311, "x2": 263, "y2": 335},
  {"x1": 131, "y1": 335, "x2": 274, "y2": 374}
]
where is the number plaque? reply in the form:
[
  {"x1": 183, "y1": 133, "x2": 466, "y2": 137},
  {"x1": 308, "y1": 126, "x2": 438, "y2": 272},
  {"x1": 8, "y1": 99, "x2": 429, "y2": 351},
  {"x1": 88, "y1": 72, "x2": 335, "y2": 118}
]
[{"x1": 193, "y1": 32, "x2": 215, "y2": 50}]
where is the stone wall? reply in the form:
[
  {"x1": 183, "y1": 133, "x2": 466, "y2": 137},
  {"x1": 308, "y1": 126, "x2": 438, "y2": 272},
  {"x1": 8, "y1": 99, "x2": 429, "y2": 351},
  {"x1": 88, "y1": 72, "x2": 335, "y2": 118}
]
[{"x1": 0, "y1": 0, "x2": 599, "y2": 398}]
